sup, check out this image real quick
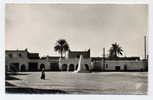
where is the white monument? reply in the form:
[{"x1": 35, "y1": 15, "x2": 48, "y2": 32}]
[{"x1": 74, "y1": 55, "x2": 90, "y2": 73}]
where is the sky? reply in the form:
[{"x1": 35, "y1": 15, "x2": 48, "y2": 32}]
[{"x1": 5, "y1": 4, "x2": 148, "y2": 58}]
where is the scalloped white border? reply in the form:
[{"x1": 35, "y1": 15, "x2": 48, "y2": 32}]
[{"x1": 0, "y1": 0, "x2": 152, "y2": 100}]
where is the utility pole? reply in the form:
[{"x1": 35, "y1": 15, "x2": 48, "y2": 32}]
[
  {"x1": 102, "y1": 48, "x2": 105, "y2": 71},
  {"x1": 144, "y1": 36, "x2": 147, "y2": 60},
  {"x1": 144, "y1": 35, "x2": 148, "y2": 71}
]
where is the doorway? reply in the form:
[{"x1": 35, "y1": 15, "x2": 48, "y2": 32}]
[
  {"x1": 69, "y1": 64, "x2": 75, "y2": 71},
  {"x1": 21, "y1": 64, "x2": 26, "y2": 72},
  {"x1": 62, "y1": 64, "x2": 67, "y2": 71},
  {"x1": 9, "y1": 63, "x2": 19, "y2": 72},
  {"x1": 115, "y1": 66, "x2": 120, "y2": 71},
  {"x1": 85, "y1": 64, "x2": 89, "y2": 71}
]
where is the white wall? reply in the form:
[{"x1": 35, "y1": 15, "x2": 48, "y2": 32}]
[
  {"x1": 6, "y1": 51, "x2": 147, "y2": 72},
  {"x1": 59, "y1": 58, "x2": 92, "y2": 71},
  {"x1": 103, "y1": 60, "x2": 146, "y2": 71}
]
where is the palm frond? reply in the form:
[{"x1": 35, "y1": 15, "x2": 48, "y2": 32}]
[
  {"x1": 109, "y1": 42, "x2": 123, "y2": 58},
  {"x1": 54, "y1": 39, "x2": 70, "y2": 57}
]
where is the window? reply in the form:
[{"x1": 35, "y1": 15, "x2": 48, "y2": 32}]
[
  {"x1": 19, "y1": 53, "x2": 22, "y2": 57},
  {"x1": 77, "y1": 54, "x2": 80, "y2": 58},
  {"x1": 106, "y1": 64, "x2": 108, "y2": 68},
  {"x1": 8, "y1": 54, "x2": 13, "y2": 58}
]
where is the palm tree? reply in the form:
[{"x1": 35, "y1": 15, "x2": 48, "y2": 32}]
[
  {"x1": 54, "y1": 39, "x2": 70, "y2": 58},
  {"x1": 109, "y1": 42, "x2": 123, "y2": 58}
]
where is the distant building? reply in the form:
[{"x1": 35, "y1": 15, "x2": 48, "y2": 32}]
[
  {"x1": 5, "y1": 49, "x2": 148, "y2": 72},
  {"x1": 91, "y1": 57, "x2": 148, "y2": 72}
]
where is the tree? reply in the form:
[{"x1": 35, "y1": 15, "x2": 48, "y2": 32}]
[
  {"x1": 109, "y1": 42, "x2": 123, "y2": 58},
  {"x1": 54, "y1": 39, "x2": 70, "y2": 58}
]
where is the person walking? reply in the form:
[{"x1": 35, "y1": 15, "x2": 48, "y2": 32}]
[{"x1": 41, "y1": 68, "x2": 45, "y2": 80}]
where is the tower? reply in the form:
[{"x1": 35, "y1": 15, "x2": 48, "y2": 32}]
[
  {"x1": 102, "y1": 48, "x2": 105, "y2": 71},
  {"x1": 144, "y1": 36, "x2": 147, "y2": 59}
]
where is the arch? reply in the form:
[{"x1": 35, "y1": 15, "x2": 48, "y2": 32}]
[
  {"x1": 115, "y1": 66, "x2": 120, "y2": 71},
  {"x1": 76, "y1": 64, "x2": 78, "y2": 70},
  {"x1": 40, "y1": 64, "x2": 45, "y2": 71},
  {"x1": 21, "y1": 64, "x2": 26, "y2": 72},
  {"x1": 85, "y1": 64, "x2": 89, "y2": 71},
  {"x1": 9, "y1": 63, "x2": 19, "y2": 72},
  {"x1": 69, "y1": 64, "x2": 75, "y2": 71},
  {"x1": 62, "y1": 64, "x2": 67, "y2": 71}
]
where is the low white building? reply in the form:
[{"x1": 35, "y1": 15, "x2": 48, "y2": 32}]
[
  {"x1": 91, "y1": 57, "x2": 148, "y2": 72},
  {"x1": 5, "y1": 49, "x2": 60, "y2": 72},
  {"x1": 5, "y1": 49, "x2": 148, "y2": 72},
  {"x1": 103, "y1": 60, "x2": 147, "y2": 71}
]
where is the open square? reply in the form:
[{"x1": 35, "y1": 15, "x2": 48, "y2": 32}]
[{"x1": 6, "y1": 72, "x2": 148, "y2": 94}]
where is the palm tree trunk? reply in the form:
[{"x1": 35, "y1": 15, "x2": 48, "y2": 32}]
[
  {"x1": 115, "y1": 51, "x2": 117, "y2": 58},
  {"x1": 60, "y1": 51, "x2": 63, "y2": 58},
  {"x1": 61, "y1": 46, "x2": 63, "y2": 58}
]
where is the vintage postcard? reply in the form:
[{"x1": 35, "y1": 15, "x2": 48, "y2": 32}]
[{"x1": 2, "y1": 2, "x2": 151, "y2": 99}]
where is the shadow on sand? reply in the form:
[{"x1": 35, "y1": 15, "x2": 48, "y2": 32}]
[
  {"x1": 5, "y1": 82, "x2": 16, "y2": 86},
  {"x1": 6, "y1": 72, "x2": 29, "y2": 75},
  {"x1": 5, "y1": 73, "x2": 67, "y2": 94},
  {"x1": 6, "y1": 87, "x2": 68, "y2": 94},
  {"x1": 6, "y1": 75, "x2": 21, "y2": 80},
  {"x1": 6, "y1": 72, "x2": 29, "y2": 80}
]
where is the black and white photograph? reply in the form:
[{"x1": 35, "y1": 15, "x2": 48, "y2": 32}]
[{"x1": 5, "y1": 3, "x2": 148, "y2": 95}]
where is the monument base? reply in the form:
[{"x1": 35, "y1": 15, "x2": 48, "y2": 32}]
[{"x1": 74, "y1": 70, "x2": 90, "y2": 73}]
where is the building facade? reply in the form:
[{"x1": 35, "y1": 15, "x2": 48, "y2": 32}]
[
  {"x1": 5, "y1": 49, "x2": 148, "y2": 72},
  {"x1": 5, "y1": 49, "x2": 60, "y2": 72},
  {"x1": 59, "y1": 49, "x2": 92, "y2": 71},
  {"x1": 91, "y1": 57, "x2": 148, "y2": 72}
]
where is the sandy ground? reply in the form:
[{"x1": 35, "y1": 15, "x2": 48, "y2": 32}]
[{"x1": 6, "y1": 72, "x2": 148, "y2": 94}]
